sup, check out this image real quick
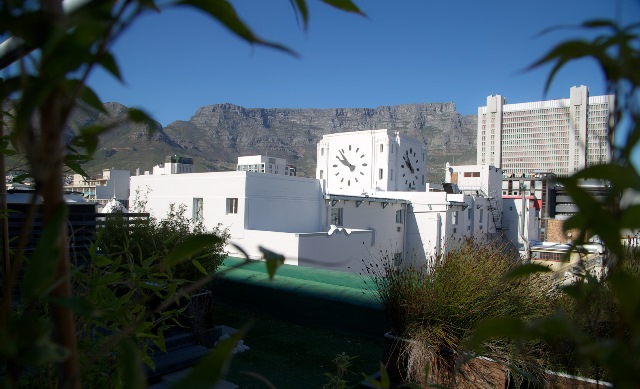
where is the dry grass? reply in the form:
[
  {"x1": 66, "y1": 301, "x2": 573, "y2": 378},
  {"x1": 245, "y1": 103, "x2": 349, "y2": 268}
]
[{"x1": 367, "y1": 238, "x2": 556, "y2": 387}]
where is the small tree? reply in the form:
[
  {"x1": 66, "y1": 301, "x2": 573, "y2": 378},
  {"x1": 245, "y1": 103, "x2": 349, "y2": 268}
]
[{"x1": 0, "y1": 1, "x2": 364, "y2": 387}]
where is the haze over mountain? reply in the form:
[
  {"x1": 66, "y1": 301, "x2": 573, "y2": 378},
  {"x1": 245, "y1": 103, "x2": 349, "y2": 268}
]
[{"x1": 66, "y1": 102, "x2": 477, "y2": 183}]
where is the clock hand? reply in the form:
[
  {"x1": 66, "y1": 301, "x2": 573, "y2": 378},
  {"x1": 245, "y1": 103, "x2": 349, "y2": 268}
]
[
  {"x1": 404, "y1": 156, "x2": 414, "y2": 174},
  {"x1": 339, "y1": 150, "x2": 356, "y2": 171}
]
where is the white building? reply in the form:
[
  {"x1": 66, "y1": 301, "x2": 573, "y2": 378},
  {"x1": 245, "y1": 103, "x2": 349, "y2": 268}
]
[
  {"x1": 64, "y1": 169, "x2": 130, "y2": 210},
  {"x1": 316, "y1": 129, "x2": 427, "y2": 195},
  {"x1": 237, "y1": 155, "x2": 293, "y2": 175},
  {"x1": 477, "y1": 85, "x2": 614, "y2": 177},
  {"x1": 150, "y1": 155, "x2": 194, "y2": 175},
  {"x1": 131, "y1": 130, "x2": 502, "y2": 273},
  {"x1": 443, "y1": 163, "x2": 504, "y2": 232}
]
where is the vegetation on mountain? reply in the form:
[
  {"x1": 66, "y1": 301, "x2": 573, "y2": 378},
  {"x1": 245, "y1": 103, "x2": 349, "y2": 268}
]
[{"x1": 45, "y1": 101, "x2": 476, "y2": 183}]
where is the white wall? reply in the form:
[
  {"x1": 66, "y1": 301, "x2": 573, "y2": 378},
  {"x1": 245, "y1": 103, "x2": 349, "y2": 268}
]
[
  {"x1": 244, "y1": 173, "x2": 324, "y2": 232},
  {"x1": 130, "y1": 171, "x2": 249, "y2": 238},
  {"x1": 324, "y1": 197, "x2": 406, "y2": 266},
  {"x1": 227, "y1": 229, "x2": 301, "y2": 265},
  {"x1": 502, "y1": 196, "x2": 540, "y2": 250},
  {"x1": 298, "y1": 228, "x2": 376, "y2": 274},
  {"x1": 130, "y1": 171, "x2": 326, "y2": 263}
]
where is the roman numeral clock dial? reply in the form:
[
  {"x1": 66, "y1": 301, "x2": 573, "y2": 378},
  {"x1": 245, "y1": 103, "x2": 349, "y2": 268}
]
[
  {"x1": 332, "y1": 144, "x2": 369, "y2": 189},
  {"x1": 400, "y1": 148, "x2": 420, "y2": 189}
]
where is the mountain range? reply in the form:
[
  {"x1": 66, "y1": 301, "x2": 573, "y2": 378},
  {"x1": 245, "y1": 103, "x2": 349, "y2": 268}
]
[{"x1": 59, "y1": 101, "x2": 478, "y2": 183}]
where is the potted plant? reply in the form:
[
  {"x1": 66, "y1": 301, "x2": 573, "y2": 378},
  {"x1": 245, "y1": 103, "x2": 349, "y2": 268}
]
[{"x1": 367, "y1": 238, "x2": 555, "y2": 387}]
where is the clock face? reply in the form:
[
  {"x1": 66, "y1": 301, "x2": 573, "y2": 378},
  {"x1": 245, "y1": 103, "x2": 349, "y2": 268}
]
[
  {"x1": 331, "y1": 144, "x2": 369, "y2": 188},
  {"x1": 400, "y1": 147, "x2": 420, "y2": 189}
]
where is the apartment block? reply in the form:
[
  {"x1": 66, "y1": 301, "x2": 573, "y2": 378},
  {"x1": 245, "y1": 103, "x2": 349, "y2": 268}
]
[
  {"x1": 477, "y1": 85, "x2": 614, "y2": 177},
  {"x1": 237, "y1": 155, "x2": 293, "y2": 175}
]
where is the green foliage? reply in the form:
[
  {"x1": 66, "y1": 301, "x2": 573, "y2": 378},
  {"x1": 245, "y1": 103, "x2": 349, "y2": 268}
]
[
  {"x1": 1, "y1": 0, "x2": 364, "y2": 387},
  {"x1": 469, "y1": 19, "x2": 640, "y2": 387},
  {"x1": 323, "y1": 352, "x2": 357, "y2": 389},
  {"x1": 368, "y1": 238, "x2": 555, "y2": 386},
  {"x1": 99, "y1": 203, "x2": 228, "y2": 285}
]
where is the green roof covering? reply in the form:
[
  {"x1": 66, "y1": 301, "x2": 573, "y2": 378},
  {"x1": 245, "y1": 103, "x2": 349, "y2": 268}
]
[{"x1": 210, "y1": 257, "x2": 387, "y2": 336}]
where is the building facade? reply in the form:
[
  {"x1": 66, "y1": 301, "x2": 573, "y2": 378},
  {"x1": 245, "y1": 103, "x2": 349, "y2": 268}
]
[
  {"x1": 477, "y1": 85, "x2": 614, "y2": 177},
  {"x1": 316, "y1": 129, "x2": 427, "y2": 195},
  {"x1": 237, "y1": 155, "x2": 294, "y2": 175},
  {"x1": 150, "y1": 155, "x2": 194, "y2": 175},
  {"x1": 131, "y1": 130, "x2": 502, "y2": 274},
  {"x1": 64, "y1": 169, "x2": 130, "y2": 210}
]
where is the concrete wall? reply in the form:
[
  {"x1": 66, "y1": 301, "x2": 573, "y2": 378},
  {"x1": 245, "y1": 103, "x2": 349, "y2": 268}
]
[
  {"x1": 227, "y1": 229, "x2": 301, "y2": 265},
  {"x1": 326, "y1": 198, "x2": 406, "y2": 265},
  {"x1": 130, "y1": 171, "x2": 249, "y2": 237},
  {"x1": 503, "y1": 197, "x2": 540, "y2": 250},
  {"x1": 298, "y1": 229, "x2": 376, "y2": 274},
  {"x1": 244, "y1": 173, "x2": 324, "y2": 232},
  {"x1": 402, "y1": 192, "x2": 450, "y2": 263}
]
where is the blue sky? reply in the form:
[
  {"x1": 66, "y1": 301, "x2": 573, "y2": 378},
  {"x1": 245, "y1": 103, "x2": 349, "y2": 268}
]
[{"x1": 86, "y1": 0, "x2": 638, "y2": 129}]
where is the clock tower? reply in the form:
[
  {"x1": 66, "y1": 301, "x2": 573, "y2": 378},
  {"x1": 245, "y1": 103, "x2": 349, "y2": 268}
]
[{"x1": 316, "y1": 129, "x2": 427, "y2": 194}]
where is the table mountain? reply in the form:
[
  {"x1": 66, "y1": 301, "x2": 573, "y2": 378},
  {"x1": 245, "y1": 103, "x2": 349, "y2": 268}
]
[{"x1": 66, "y1": 102, "x2": 477, "y2": 183}]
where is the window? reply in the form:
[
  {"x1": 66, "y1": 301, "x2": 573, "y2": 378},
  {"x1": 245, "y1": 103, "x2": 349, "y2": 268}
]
[
  {"x1": 319, "y1": 170, "x2": 324, "y2": 179},
  {"x1": 396, "y1": 209, "x2": 403, "y2": 224},
  {"x1": 479, "y1": 209, "x2": 484, "y2": 223},
  {"x1": 452, "y1": 211, "x2": 458, "y2": 225},
  {"x1": 468, "y1": 207, "x2": 472, "y2": 220},
  {"x1": 193, "y1": 198, "x2": 203, "y2": 223},
  {"x1": 321, "y1": 148, "x2": 324, "y2": 156},
  {"x1": 390, "y1": 169, "x2": 393, "y2": 181},
  {"x1": 226, "y1": 198, "x2": 238, "y2": 214},
  {"x1": 379, "y1": 168, "x2": 383, "y2": 180},
  {"x1": 331, "y1": 208, "x2": 343, "y2": 226},
  {"x1": 380, "y1": 144, "x2": 384, "y2": 153}
]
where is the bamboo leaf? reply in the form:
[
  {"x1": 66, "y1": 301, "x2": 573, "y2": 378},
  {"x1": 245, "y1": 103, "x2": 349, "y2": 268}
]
[
  {"x1": 118, "y1": 339, "x2": 146, "y2": 389},
  {"x1": 176, "y1": 0, "x2": 297, "y2": 56},
  {"x1": 289, "y1": 0, "x2": 309, "y2": 30},
  {"x1": 171, "y1": 327, "x2": 248, "y2": 388},
  {"x1": 378, "y1": 362, "x2": 390, "y2": 389},
  {"x1": 321, "y1": 0, "x2": 365, "y2": 15},
  {"x1": 97, "y1": 51, "x2": 122, "y2": 81},
  {"x1": 48, "y1": 296, "x2": 99, "y2": 318},
  {"x1": 192, "y1": 259, "x2": 208, "y2": 276},
  {"x1": 259, "y1": 246, "x2": 285, "y2": 280},
  {"x1": 66, "y1": 79, "x2": 106, "y2": 113},
  {"x1": 160, "y1": 234, "x2": 222, "y2": 269},
  {"x1": 21, "y1": 206, "x2": 66, "y2": 302}
]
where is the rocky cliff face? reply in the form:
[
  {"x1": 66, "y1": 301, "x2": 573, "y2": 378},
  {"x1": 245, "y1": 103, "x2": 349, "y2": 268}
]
[
  {"x1": 164, "y1": 103, "x2": 477, "y2": 182},
  {"x1": 64, "y1": 102, "x2": 477, "y2": 183}
]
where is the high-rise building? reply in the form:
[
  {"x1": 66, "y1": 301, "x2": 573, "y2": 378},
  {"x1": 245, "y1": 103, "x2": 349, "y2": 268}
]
[{"x1": 477, "y1": 85, "x2": 614, "y2": 177}]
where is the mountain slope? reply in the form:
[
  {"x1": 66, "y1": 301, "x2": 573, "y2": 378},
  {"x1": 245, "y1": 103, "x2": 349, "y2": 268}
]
[{"x1": 65, "y1": 102, "x2": 477, "y2": 183}]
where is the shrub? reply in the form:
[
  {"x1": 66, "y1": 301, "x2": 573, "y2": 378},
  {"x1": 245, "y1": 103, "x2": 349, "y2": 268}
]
[
  {"x1": 99, "y1": 203, "x2": 228, "y2": 285},
  {"x1": 367, "y1": 238, "x2": 556, "y2": 386},
  {"x1": 545, "y1": 244, "x2": 640, "y2": 382}
]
